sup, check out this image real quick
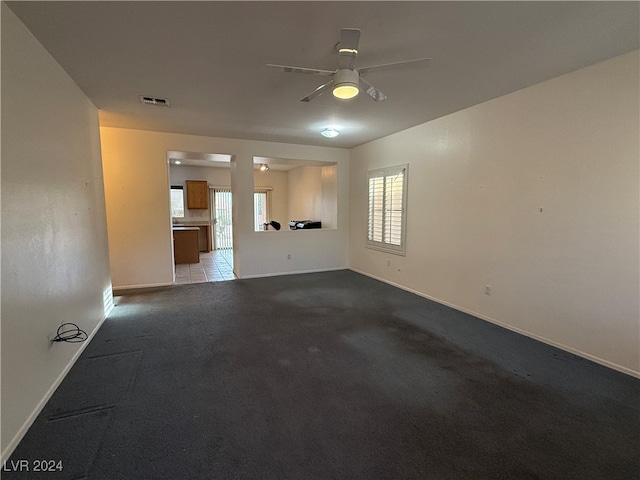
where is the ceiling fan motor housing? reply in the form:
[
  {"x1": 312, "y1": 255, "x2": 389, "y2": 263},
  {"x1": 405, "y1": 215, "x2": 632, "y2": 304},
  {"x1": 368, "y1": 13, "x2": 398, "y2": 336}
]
[
  {"x1": 267, "y1": 28, "x2": 430, "y2": 102},
  {"x1": 333, "y1": 69, "x2": 360, "y2": 99}
]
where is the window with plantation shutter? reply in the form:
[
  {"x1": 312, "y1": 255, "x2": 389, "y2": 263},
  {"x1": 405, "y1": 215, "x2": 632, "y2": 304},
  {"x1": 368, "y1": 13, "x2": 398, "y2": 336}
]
[{"x1": 367, "y1": 165, "x2": 407, "y2": 255}]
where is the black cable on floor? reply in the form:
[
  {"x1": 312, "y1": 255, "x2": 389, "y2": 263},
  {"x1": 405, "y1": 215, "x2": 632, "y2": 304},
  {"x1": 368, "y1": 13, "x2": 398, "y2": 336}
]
[{"x1": 51, "y1": 323, "x2": 88, "y2": 343}]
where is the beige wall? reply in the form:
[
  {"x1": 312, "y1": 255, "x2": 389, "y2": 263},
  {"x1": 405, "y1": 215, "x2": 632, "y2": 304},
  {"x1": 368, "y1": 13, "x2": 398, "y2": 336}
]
[
  {"x1": 101, "y1": 128, "x2": 349, "y2": 287},
  {"x1": 349, "y1": 51, "x2": 640, "y2": 376},
  {"x1": 285, "y1": 164, "x2": 338, "y2": 228},
  {"x1": 321, "y1": 165, "x2": 338, "y2": 229},
  {"x1": 1, "y1": 4, "x2": 113, "y2": 460},
  {"x1": 288, "y1": 166, "x2": 323, "y2": 221},
  {"x1": 100, "y1": 128, "x2": 175, "y2": 288}
]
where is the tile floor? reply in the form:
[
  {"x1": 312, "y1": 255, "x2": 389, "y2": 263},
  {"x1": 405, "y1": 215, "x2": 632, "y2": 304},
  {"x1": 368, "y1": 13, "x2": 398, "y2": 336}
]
[{"x1": 175, "y1": 249, "x2": 235, "y2": 284}]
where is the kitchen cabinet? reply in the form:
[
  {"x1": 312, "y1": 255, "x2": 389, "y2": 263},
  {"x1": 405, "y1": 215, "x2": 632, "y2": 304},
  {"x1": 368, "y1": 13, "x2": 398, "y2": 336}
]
[
  {"x1": 186, "y1": 180, "x2": 208, "y2": 209},
  {"x1": 173, "y1": 227, "x2": 200, "y2": 264},
  {"x1": 173, "y1": 222, "x2": 212, "y2": 252}
]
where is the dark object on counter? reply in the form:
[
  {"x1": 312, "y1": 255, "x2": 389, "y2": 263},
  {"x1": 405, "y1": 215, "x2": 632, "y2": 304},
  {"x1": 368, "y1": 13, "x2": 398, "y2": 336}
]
[
  {"x1": 289, "y1": 220, "x2": 322, "y2": 230},
  {"x1": 263, "y1": 221, "x2": 281, "y2": 231}
]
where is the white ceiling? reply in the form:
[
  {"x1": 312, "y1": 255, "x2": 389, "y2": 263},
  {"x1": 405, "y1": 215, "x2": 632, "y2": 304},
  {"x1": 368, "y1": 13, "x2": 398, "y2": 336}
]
[{"x1": 7, "y1": 1, "x2": 639, "y2": 149}]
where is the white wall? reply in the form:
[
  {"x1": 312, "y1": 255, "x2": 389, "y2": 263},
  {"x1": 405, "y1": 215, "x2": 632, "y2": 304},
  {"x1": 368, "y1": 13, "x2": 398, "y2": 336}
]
[
  {"x1": 101, "y1": 128, "x2": 349, "y2": 287},
  {"x1": 349, "y1": 51, "x2": 640, "y2": 376},
  {"x1": 1, "y1": 4, "x2": 112, "y2": 460}
]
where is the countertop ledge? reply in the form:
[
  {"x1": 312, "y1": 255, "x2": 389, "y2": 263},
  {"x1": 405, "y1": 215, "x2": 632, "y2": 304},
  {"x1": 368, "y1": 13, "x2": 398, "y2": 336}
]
[{"x1": 172, "y1": 226, "x2": 201, "y2": 231}]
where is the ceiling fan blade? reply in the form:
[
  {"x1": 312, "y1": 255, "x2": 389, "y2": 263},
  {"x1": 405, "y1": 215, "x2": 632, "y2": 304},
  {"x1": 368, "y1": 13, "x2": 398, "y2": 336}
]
[
  {"x1": 359, "y1": 57, "x2": 431, "y2": 76},
  {"x1": 300, "y1": 79, "x2": 335, "y2": 102},
  {"x1": 338, "y1": 28, "x2": 361, "y2": 70},
  {"x1": 266, "y1": 64, "x2": 334, "y2": 76},
  {"x1": 360, "y1": 78, "x2": 387, "y2": 102}
]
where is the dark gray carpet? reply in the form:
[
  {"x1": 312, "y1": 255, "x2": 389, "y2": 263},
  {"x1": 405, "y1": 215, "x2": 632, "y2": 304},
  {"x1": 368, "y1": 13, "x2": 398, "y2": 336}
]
[{"x1": 5, "y1": 270, "x2": 639, "y2": 479}]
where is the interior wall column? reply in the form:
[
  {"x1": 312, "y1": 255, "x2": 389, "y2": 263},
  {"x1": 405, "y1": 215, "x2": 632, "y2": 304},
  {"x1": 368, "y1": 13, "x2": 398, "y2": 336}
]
[{"x1": 229, "y1": 153, "x2": 255, "y2": 278}]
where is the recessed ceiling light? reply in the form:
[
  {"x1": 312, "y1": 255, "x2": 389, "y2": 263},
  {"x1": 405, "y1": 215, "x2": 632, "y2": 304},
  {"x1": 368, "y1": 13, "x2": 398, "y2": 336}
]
[
  {"x1": 321, "y1": 128, "x2": 340, "y2": 138},
  {"x1": 174, "y1": 160, "x2": 182, "y2": 165},
  {"x1": 259, "y1": 163, "x2": 270, "y2": 171}
]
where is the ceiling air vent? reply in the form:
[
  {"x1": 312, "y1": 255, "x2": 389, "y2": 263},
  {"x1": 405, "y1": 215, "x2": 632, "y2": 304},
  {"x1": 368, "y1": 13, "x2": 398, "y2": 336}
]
[{"x1": 139, "y1": 95, "x2": 170, "y2": 107}]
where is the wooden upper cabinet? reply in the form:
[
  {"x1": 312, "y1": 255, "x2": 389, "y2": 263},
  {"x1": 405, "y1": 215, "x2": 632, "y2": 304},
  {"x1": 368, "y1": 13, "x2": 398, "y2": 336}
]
[{"x1": 186, "y1": 180, "x2": 208, "y2": 209}]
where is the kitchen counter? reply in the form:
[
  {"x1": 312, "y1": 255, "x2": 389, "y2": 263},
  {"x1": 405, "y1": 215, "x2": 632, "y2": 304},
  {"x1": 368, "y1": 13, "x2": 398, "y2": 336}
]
[
  {"x1": 173, "y1": 222, "x2": 210, "y2": 226},
  {"x1": 172, "y1": 226, "x2": 200, "y2": 231},
  {"x1": 172, "y1": 227, "x2": 200, "y2": 264},
  {"x1": 173, "y1": 222, "x2": 212, "y2": 252}
]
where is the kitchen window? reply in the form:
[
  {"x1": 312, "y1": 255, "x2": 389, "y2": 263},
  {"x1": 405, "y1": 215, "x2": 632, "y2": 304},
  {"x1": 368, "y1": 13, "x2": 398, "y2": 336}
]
[{"x1": 170, "y1": 186, "x2": 185, "y2": 218}]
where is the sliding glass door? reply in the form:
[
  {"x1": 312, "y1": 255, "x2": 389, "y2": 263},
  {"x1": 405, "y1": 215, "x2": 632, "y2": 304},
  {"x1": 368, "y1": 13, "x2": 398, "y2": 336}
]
[{"x1": 212, "y1": 189, "x2": 233, "y2": 250}]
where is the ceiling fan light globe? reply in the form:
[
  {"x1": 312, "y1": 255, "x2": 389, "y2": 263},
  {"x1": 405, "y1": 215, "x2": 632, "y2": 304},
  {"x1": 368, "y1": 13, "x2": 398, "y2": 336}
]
[
  {"x1": 333, "y1": 83, "x2": 359, "y2": 99},
  {"x1": 332, "y1": 69, "x2": 360, "y2": 100}
]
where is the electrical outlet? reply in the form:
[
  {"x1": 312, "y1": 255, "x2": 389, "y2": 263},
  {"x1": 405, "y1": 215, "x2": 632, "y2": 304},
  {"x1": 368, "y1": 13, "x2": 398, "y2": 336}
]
[
  {"x1": 287, "y1": 254, "x2": 291, "y2": 260},
  {"x1": 485, "y1": 284, "x2": 492, "y2": 295},
  {"x1": 387, "y1": 259, "x2": 391, "y2": 267}
]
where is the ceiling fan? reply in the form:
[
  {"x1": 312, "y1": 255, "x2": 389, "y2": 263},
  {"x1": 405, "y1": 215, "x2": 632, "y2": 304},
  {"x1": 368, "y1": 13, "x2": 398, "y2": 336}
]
[{"x1": 267, "y1": 28, "x2": 431, "y2": 103}]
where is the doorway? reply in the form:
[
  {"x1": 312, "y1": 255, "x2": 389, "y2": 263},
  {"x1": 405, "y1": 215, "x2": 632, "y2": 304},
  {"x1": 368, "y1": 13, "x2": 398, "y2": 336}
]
[
  {"x1": 167, "y1": 150, "x2": 236, "y2": 283},
  {"x1": 212, "y1": 188, "x2": 232, "y2": 250},
  {"x1": 211, "y1": 188, "x2": 234, "y2": 271}
]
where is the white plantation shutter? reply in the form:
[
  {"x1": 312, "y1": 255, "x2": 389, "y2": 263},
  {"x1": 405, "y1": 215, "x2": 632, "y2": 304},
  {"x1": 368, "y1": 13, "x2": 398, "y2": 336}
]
[
  {"x1": 368, "y1": 175, "x2": 384, "y2": 242},
  {"x1": 367, "y1": 165, "x2": 407, "y2": 254}
]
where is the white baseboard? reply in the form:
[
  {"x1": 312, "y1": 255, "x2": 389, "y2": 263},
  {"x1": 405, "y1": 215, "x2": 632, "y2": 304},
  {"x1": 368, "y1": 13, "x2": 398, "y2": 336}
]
[
  {"x1": 350, "y1": 268, "x2": 640, "y2": 379},
  {"x1": 240, "y1": 267, "x2": 347, "y2": 280},
  {"x1": 1, "y1": 314, "x2": 108, "y2": 464},
  {"x1": 112, "y1": 281, "x2": 175, "y2": 291}
]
